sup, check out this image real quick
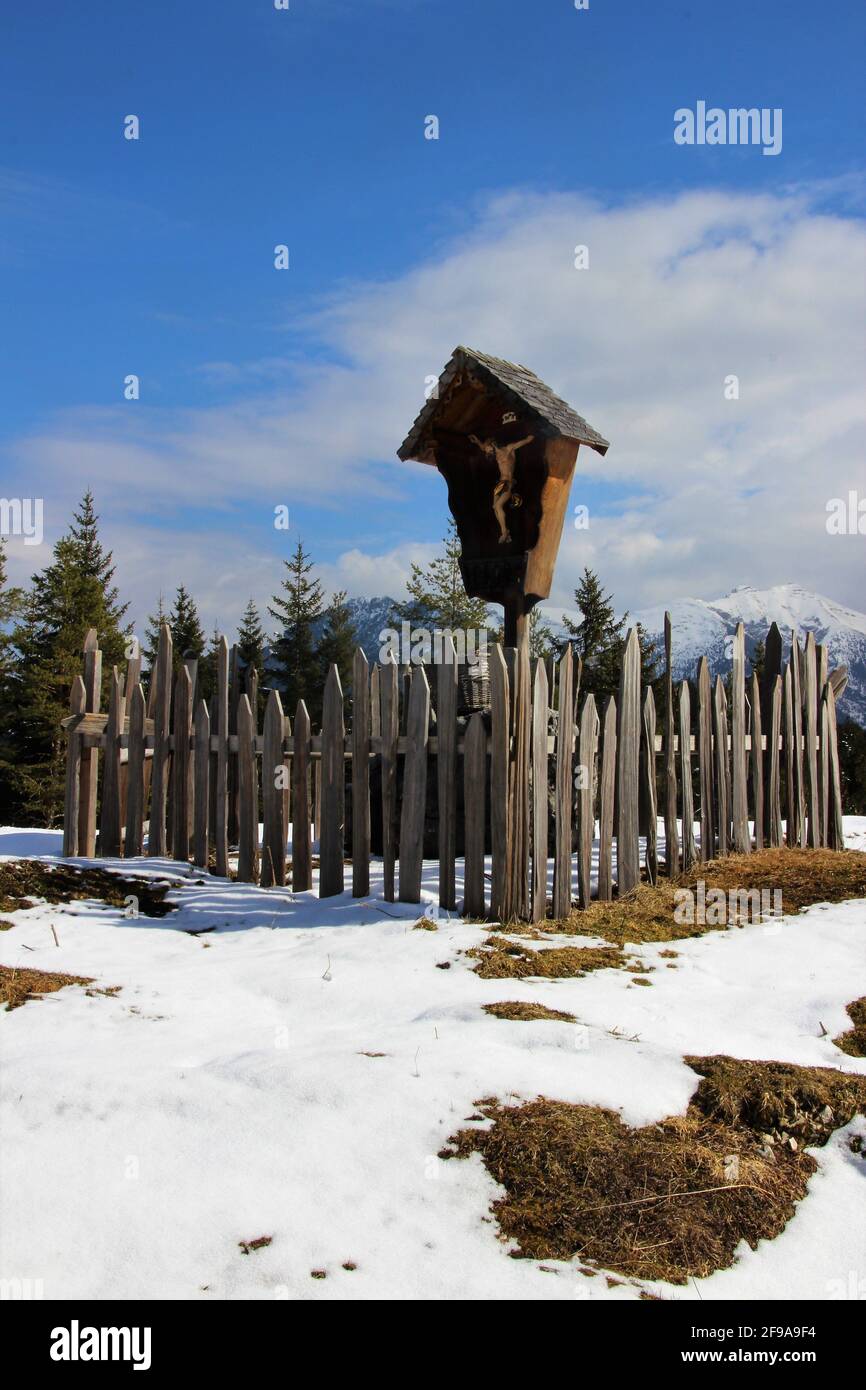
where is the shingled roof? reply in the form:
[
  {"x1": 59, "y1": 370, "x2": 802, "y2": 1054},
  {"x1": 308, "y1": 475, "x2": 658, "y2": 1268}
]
[{"x1": 397, "y1": 346, "x2": 610, "y2": 461}]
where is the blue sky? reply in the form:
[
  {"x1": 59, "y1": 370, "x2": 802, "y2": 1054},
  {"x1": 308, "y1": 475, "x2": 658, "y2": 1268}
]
[{"x1": 1, "y1": 0, "x2": 864, "y2": 634}]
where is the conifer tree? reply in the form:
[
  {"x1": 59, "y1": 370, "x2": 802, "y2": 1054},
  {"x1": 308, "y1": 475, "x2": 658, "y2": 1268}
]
[
  {"x1": 0, "y1": 541, "x2": 25, "y2": 820},
  {"x1": 393, "y1": 519, "x2": 491, "y2": 632},
  {"x1": 143, "y1": 594, "x2": 167, "y2": 681},
  {"x1": 558, "y1": 567, "x2": 658, "y2": 702},
  {"x1": 236, "y1": 600, "x2": 266, "y2": 718},
  {"x1": 8, "y1": 492, "x2": 129, "y2": 824},
  {"x1": 268, "y1": 539, "x2": 324, "y2": 718},
  {"x1": 168, "y1": 585, "x2": 206, "y2": 664},
  {"x1": 317, "y1": 591, "x2": 358, "y2": 700}
]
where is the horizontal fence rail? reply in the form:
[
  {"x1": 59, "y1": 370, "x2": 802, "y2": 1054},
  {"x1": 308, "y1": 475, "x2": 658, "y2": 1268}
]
[{"x1": 61, "y1": 619, "x2": 847, "y2": 921}]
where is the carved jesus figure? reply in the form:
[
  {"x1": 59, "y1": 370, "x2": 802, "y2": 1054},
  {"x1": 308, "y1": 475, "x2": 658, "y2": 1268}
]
[{"x1": 470, "y1": 433, "x2": 534, "y2": 544}]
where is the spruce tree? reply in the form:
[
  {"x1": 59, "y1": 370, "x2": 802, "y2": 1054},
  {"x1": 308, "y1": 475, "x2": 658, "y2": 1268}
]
[
  {"x1": 393, "y1": 519, "x2": 491, "y2": 631},
  {"x1": 143, "y1": 594, "x2": 167, "y2": 681},
  {"x1": 236, "y1": 599, "x2": 266, "y2": 718},
  {"x1": 317, "y1": 591, "x2": 358, "y2": 700},
  {"x1": 528, "y1": 606, "x2": 556, "y2": 660},
  {"x1": 268, "y1": 539, "x2": 324, "y2": 718},
  {"x1": 559, "y1": 567, "x2": 658, "y2": 702},
  {"x1": 9, "y1": 492, "x2": 130, "y2": 825},
  {"x1": 168, "y1": 585, "x2": 206, "y2": 663}
]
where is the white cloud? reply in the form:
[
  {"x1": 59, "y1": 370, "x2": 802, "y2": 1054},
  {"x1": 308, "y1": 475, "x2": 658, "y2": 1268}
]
[{"x1": 4, "y1": 184, "x2": 865, "y2": 630}]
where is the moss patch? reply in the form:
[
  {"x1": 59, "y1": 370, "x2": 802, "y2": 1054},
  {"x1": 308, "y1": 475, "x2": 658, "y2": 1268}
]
[
  {"x1": 440, "y1": 1056, "x2": 866, "y2": 1284},
  {"x1": 468, "y1": 934, "x2": 625, "y2": 980},
  {"x1": 484, "y1": 1001, "x2": 578, "y2": 1023},
  {"x1": 0, "y1": 861, "x2": 176, "y2": 917},
  {"x1": 543, "y1": 849, "x2": 866, "y2": 946},
  {"x1": 834, "y1": 999, "x2": 866, "y2": 1058}
]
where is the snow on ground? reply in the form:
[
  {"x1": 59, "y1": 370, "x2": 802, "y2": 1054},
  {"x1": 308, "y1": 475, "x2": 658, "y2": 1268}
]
[{"x1": 0, "y1": 822, "x2": 864, "y2": 1301}]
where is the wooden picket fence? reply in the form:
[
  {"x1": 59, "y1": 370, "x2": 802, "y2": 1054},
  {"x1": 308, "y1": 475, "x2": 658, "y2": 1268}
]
[{"x1": 61, "y1": 618, "x2": 846, "y2": 921}]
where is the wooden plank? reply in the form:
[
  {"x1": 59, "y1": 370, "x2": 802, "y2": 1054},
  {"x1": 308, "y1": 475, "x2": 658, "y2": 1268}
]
[
  {"x1": 490, "y1": 644, "x2": 511, "y2": 920},
  {"x1": 370, "y1": 665, "x2": 381, "y2": 738},
  {"x1": 617, "y1": 629, "x2": 641, "y2": 894},
  {"x1": 193, "y1": 699, "x2": 210, "y2": 870},
  {"x1": 463, "y1": 712, "x2": 487, "y2": 919},
  {"x1": 678, "y1": 680, "x2": 696, "y2": 869},
  {"x1": 172, "y1": 666, "x2": 192, "y2": 863},
  {"x1": 713, "y1": 675, "x2": 729, "y2": 858},
  {"x1": 782, "y1": 664, "x2": 795, "y2": 846},
  {"x1": 802, "y1": 633, "x2": 820, "y2": 849},
  {"x1": 577, "y1": 693, "x2": 598, "y2": 908},
  {"x1": 790, "y1": 635, "x2": 805, "y2": 846},
  {"x1": 214, "y1": 636, "x2": 229, "y2": 875},
  {"x1": 761, "y1": 622, "x2": 783, "y2": 840},
  {"x1": 697, "y1": 657, "x2": 714, "y2": 860},
  {"x1": 598, "y1": 695, "x2": 616, "y2": 900},
  {"x1": 731, "y1": 622, "x2": 750, "y2": 853},
  {"x1": 261, "y1": 688, "x2": 286, "y2": 887},
  {"x1": 319, "y1": 665, "x2": 345, "y2": 897},
  {"x1": 236, "y1": 693, "x2": 258, "y2": 883},
  {"x1": 749, "y1": 673, "x2": 764, "y2": 852},
  {"x1": 767, "y1": 675, "x2": 783, "y2": 847},
  {"x1": 352, "y1": 648, "x2": 371, "y2": 898},
  {"x1": 227, "y1": 644, "x2": 241, "y2": 845},
  {"x1": 292, "y1": 700, "x2": 312, "y2": 891},
  {"x1": 506, "y1": 641, "x2": 531, "y2": 921},
  {"x1": 817, "y1": 644, "x2": 829, "y2": 846},
  {"x1": 63, "y1": 675, "x2": 87, "y2": 857},
  {"x1": 78, "y1": 629, "x2": 102, "y2": 856},
  {"x1": 824, "y1": 683, "x2": 845, "y2": 851},
  {"x1": 313, "y1": 760, "x2": 322, "y2": 842},
  {"x1": 398, "y1": 666, "x2": 430, "y2": 904},
  {"x1": 530, "y1": 658, "x2": 549, "y2": 922},
  {"x1": 436, "y1": 637, "x2": 458, "y2": 911},
  {"x1": 148, "y1": 623, "x2": 173, "y2": 857},
  {"x1": 124, "y1": 683, "x2": 146, "y2": 858},
  {"x1": 98, "y1": 668, "x2": 123, "y2": 858},
  {"x1": 641, "y1": 686, "x2": 658, "y2": 885},
  {"x1": 552, "y1": 644, "x2": 573, "y2": 918},
  {"x1": 379, "y1": 659, "x2": 399, "y2": 903},
  {"x1": 663, "y1": 612, "x2": 679, "y2": 877}
]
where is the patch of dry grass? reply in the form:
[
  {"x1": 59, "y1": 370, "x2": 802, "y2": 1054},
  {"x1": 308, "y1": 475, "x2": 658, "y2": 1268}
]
[
  {"x1": 484, "y1": 1001, "x2": 578, "y2": 1023},
  {"x1": 440, "y1": 1056, "x2": 866, "y2": 1284},
  {"x1": 833, "y1": 999, "x2": 866, "y2": 1058},
  {"x1": 0, "y1": 861, "x2": 176, "y2": 917},
  {"x1": 542, "y1": 849, "x2": 866, "y2": 946},
  {"x1": 0, "y1": 963, "x2": 97, "y2": 1011},
  {"x1": 468, "y1": 934, "x2": 625, "y2": 979}
]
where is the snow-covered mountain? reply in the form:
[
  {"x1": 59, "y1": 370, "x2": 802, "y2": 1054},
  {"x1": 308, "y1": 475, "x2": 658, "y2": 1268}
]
[
  {"x1": 632, "y1": 585, "x2": 866, "y2": 727},
  {"x1": 311, "y1": 595, "x2": 399, "y2": 665}
]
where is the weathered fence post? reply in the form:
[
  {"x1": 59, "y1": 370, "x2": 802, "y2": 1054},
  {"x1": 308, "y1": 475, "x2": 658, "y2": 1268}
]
[
  {"x1": 379, "y1": 658, "x2": 399, "y2": 903},
  {"x1": 530, "y1": 658, "x2": 549, "y2": 922},
  {"x1": 803, "y1": 633, "x2": 820, "y2": 849},
  {"x1": 767, "y1": 675, "x2": 783, "y2": 848},
  {"x1": 214, "y1": 636, "x2": 229, "y2": 876},
  {"x1": 824, "y1": 683, "x2": 845, "y2": 850},
  {"x1": 617, "y1": 628, "x2": 641, "y2": 894},
  {"x1": 641, "y1": 686, "x2": 658, "y2": 885},
  {"x1": 292, "y1": 700, "x2": 312, "y2": 891},
  {"x1": 436, "y1": 639, "x2": 458, "y2": 911},
  {"x1": 62, "y1": 676, "x2": 87, "y2": 857},
  {"x1": 697, "y1": 656, "x2": 714, "y2": 861},
  {"x1": 320, "y1": 666, "x2": 345, "y2": 898},
  {"x1": 713, "y1": 675, "x2": 729, "y2": 858},
  {"x1": 352, "y1": 648, "x2": 371, "y2": 898},
  {"x1": 731, "y1": 622, "x2": 750, "y2": 854},
  {"x1": 598, "y1": 695, "x2": 617, "y2": 900},
  {"x1": 552, "y1": 644, "x2": 573, "y2": 918},
  {"x1": 236, "y1": 693, "x2": 258, "y2": 883},
  {"x1": 663, "y1": 613, "x2": 680, "y2": 877},
  {"x1": 98, "y1": 668, "x2": 123, "y2": 858},
  {"x1": 261, "y1": 688, "x2": 286, "y2": 887},
  {"x1": 507, "y1": 642, "x2": 531, "y2": 921},
  {"x1": 398, "y1": 665, "x2": 430, "y2": 904},
  {"x1": 172, "y1": 665, "x2": 192, "y2": 863},
  {"x1": 149, "y1": 623, "x2": 173, "y2": 858},
  {"x1": 463, "y1": 712, "x2": 486, "y2": 919},
  {"x1": 490, "y1": 645, "x2": 511, "y2": 920},
  {"x1": 790, "y1": 635, "x2": 805, "y2": 846},
  {"x1": 124, "y1": 683, "x2": 146, "y2": 858},
  {"x1": 750, "y1": 672, "x2": 763, "y2": 853},
  {"x1": 679, "y1": 680, "x2": 696, "y2": 869},
  {"x1": 577, "y1": 694, "x2": 598, "y2": 908},
  {"x1": 78, "y1": 629, "x2": 102, "y2": 856},
  {"x1": 193, "y1": 699, "x2": 210, "y2": 870}
]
